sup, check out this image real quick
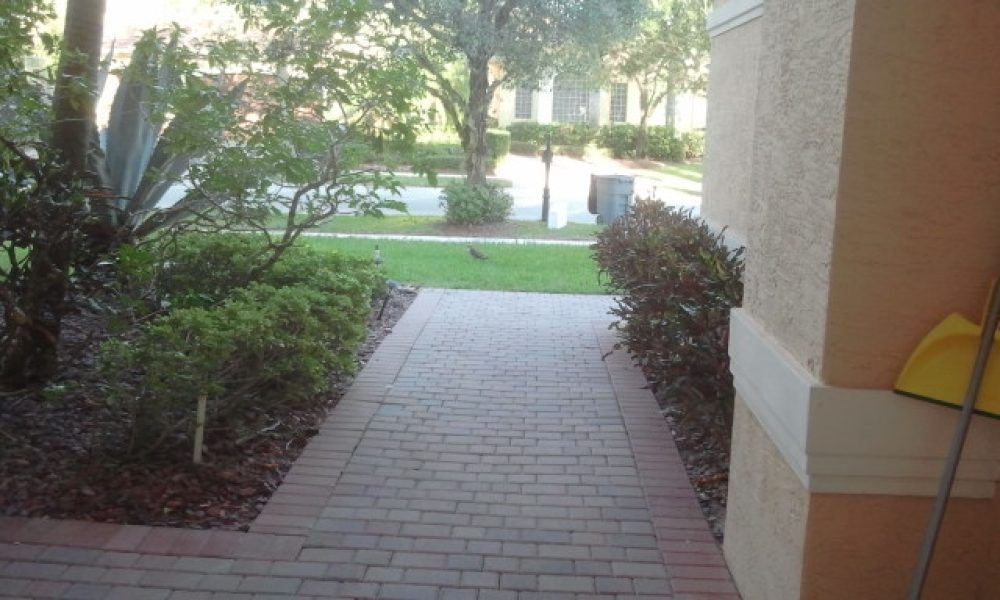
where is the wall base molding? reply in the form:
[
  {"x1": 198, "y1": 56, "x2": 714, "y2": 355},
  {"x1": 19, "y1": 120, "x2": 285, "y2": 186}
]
[{"x1": 730, "y1": 308, "x2": 1000, "y2": 498}]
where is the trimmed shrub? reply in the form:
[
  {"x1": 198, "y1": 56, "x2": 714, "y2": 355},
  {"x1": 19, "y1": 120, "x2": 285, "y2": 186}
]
[
  {"x1": 418, "y1": 154, "x2": 466, "y2": 172},
  {"x1": 553, "y1": 144, "x2": 586, "y2": 159},
  {"x1": 646, "y1": 126, "x2": 684, "y2": 162},
  {"x1": 509, "y1": 141, "x2": 540, "y2": 156},
  {"x1": 507, "y1": 121, "x2": 546, "y2": 144},
  {"x1": 104, "y1": 236, "x2": 380, "y2": 456},
  {"x1": 592, "y1": 199, "x2": 744, "y2": 436},
  {"x1": 507, "y1": 121, "x2": 597, "y2": 147},
  {"x1": 597, "y1": 124, "x2": 638, "y2": 158},
  {"x1": 485, "y1": 129, "x2": 511, "y2": 159},
  {"x1": 440, "y1": 181, "x2": 513, "y2": 225},
  {"x1": 155, "y1": 234, "x2": 379, "y2": 308},
  {"x1": 681, "y1": 130, "x2": 706, "y2": 159},
  {"x1": 550, "y1": 122, "x2": 597, "y2": 146}
]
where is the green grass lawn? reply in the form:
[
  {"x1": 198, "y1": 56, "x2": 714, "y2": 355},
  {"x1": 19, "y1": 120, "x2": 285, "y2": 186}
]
[
  {"x1": 394, "y1": 174, "x2": 513, "y2": 188},
  {"x1": 303, "y1": 237, "x2": 606, "y2": 294},
  {"x1": 273, "y1": 215, "x2": 602, "y2": 241},
  {"x1": 655, "y1": 162, "x2": 703, "y2": 182}
]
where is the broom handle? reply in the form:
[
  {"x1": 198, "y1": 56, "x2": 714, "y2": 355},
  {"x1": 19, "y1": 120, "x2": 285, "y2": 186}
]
[{"x1": 908, "y1": 281, "x2": 1000, "y2": 600}]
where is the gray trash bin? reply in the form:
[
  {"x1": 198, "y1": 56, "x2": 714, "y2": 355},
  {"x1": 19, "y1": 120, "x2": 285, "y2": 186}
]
[{"x1": 588, "y1": 174, "x2": 635, "y2": 224}]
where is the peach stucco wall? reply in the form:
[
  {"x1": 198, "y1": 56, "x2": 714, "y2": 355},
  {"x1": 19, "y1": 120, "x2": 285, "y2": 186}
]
[
  {"x1": 701, "y1": 15, "x2": 760, "y2": 244},
  {"x1": 821, "y1": 0, "x2": 1000, "y2": 388},
  {"x1": 741, "y1": 0, "x2": 856, "y2": 379},
  {"x1": 802, "y1": 492, "x2": 999, "y2": 599}
]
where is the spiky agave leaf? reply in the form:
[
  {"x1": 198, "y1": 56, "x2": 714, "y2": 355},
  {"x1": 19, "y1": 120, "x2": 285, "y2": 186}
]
[{"x1": 103, "y1": 28, "x2": 179, "y2": 219}]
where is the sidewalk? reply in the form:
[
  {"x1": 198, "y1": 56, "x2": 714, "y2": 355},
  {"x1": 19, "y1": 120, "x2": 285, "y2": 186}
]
[{"x1": 0, "y1": 290, "x2": 736, "y2": 599}]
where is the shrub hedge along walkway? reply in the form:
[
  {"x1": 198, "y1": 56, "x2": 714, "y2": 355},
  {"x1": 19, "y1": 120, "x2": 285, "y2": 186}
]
[{"x1": 0, "y1": 290, "x2": 736, "y2": 599}]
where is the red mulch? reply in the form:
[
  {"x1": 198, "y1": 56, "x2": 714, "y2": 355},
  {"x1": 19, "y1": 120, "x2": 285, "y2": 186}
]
[{"x1": 0, "y1": 287, "x2": 416, "y2": 530}]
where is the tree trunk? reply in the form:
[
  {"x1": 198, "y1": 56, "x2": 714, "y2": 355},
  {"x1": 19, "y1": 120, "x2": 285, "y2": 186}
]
[
  {"x1": 636, "y1": 87, "x2": 651, "y2": 158},
  {"x1": 51, "y1": 0, "x2": 106, "y2": 176},
  {"x1": 0, "y1": 190, "x2": 80, "y2": 387},
  {"x1": 463, "y1": 55, "x2": 492, "y2": 185},
  {"x1": 0, "y1": 0, "x2": 106, "y2": 388}
]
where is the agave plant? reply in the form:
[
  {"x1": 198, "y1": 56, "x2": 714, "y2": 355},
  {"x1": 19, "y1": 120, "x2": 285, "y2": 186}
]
[{"x1": 90, "y1": 27, "x2": 242, "y2": 245}]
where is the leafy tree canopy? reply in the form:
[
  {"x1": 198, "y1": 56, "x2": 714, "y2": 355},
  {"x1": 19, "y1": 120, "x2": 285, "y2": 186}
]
[{"x1": 388, "y1": 0, "x2": 645, "y2": 182}]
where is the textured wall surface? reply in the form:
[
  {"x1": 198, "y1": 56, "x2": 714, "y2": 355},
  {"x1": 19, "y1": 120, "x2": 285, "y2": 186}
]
[
  {"x1": 723, "y1": 398, "x2": 807, "y2": 600},
  {"x1": 701, "y1": 16, "x2": 761, "y2": 243},
  {"x1": 803, "y1": 492, "x2": 996, "y2": 599},
  {"x1": 822, "y1": 0, "x2": 1000, "y2": 387},
  {"x1": 742, "y1": 0, "x2": 855, "y2": 378}
]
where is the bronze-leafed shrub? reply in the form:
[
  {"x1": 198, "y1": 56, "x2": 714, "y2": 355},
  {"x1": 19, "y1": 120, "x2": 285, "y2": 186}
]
[{"x1": 593, "y1": 199, "x2": 744, "y2": 434}]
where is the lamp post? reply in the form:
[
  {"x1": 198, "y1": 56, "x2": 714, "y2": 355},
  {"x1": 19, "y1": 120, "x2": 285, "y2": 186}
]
[{"x1": 541, "y1": 133, "x2": 553, "y2": 223}]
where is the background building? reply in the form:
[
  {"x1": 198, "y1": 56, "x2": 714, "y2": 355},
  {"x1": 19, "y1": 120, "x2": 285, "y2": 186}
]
[{"x1": 492, "y1": 77, "x2": 707, "y2": 131}]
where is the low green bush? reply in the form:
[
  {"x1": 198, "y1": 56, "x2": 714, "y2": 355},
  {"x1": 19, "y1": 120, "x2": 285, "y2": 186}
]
[
  {"x1": 507, "y1": 121, "x2": 546, "y2": 144},
  {"x1": 681, "y1": 130, "x2": 706, "y2": 159},
  {"x1": 418, "y1": 154, "x2": 466, "y2": 172},
  {"x1": 592, "y1": 199, "x2": 744, "y2": 436},
  {"x1": 440, "y1": 181, "x2": 513, "y2": 225},
  {"x1": 646, "y1": 126, "x2": 684, "y2": 162},
  {"x1": 550, "y1": 122, "x2": 597, "y2": 146},
  {"x1": 507, "y1": 121, "x2": 597, "y2": 147},
  {"x1": 486, "y1": 129, "x2": 511, "y2": 159},
  {"x1": 155, "y1": 234, "x2": 266, "y2": 307},
  {"x1": 597, "y1": 124, "x2": 638, "y2": 158},
  {"x1": 104, "y1": 235, "x2": 380, "y2": 456},
  {"x1": 553, "y1": 144, "x2": 587, "y2": 159},
  {"x1": 509, "y1": 141, "x2": 540, "y2": 156}
]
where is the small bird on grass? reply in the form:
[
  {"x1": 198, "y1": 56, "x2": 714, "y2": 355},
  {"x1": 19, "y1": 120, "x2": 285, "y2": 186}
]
[{"x1": 467, "y1": 244, "x2": 488, "y2": 260}]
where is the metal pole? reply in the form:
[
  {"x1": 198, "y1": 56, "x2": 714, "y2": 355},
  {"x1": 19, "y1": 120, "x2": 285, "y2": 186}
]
[
  {"x1": 541, "y1": 133, "x2": 553, "y2": 223},
  {"x1": 907, "y1": 281, "x2": 1000, "y2": 599}
]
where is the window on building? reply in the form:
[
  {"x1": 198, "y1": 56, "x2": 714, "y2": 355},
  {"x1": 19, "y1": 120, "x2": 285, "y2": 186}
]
[
  {"x1": 610, "y1": 83, "x2": 628, "y2": 123},
  {"x1": 514, "y1": 86, "x2": 534, "y2": 120},
  {"x1": 552, "y1": 76, "x2": 590, "y2": 123}
]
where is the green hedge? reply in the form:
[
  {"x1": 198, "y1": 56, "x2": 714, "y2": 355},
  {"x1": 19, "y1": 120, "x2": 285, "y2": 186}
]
[
  {"x1": 681, "y1": 131, "x2": 706, "y2": 159},
  {"x1": 597, "y1": 124, "x2": 639, "y2": 159},
  {"x1": 509, "y1": 141, "x2": 540, "y2": 156},
  {"x1": 439, "y1": 181, "x2": 513, "y2": 225},
  {"x1": 507, "y1": 121, "x2": 598, "y2": 146},
  {"x1": 646, "y1": 126, "x2": 685, "y2": 162},
  {"x1": 103, "y1": 235, "x2": 380, "y2": 456},
  {"x1": 554, "y1": 145, "x2": 586, "y2": 159},
  {"x1": 486, "y1": 129, "x2": 511, "y2": 159}
]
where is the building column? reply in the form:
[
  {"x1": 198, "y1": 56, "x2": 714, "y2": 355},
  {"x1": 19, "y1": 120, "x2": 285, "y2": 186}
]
[{"x1": 704, "y1": 0, "x2": 1000, "y2": 598}]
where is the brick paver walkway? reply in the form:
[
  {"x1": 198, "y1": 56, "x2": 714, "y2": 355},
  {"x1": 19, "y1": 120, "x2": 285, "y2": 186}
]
[{"x1": 0, "y1": 290, "x2": 737, "y2": 599}]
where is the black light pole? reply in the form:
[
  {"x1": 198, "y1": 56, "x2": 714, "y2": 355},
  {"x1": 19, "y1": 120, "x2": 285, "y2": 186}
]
[{"x1": 541, "y1": 133, "x2": 553, "y2": 223}]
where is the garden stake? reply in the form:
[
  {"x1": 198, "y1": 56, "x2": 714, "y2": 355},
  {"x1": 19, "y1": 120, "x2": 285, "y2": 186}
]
[{"x1": 193, "y1": 395, "x2": 207, "y2": 464}]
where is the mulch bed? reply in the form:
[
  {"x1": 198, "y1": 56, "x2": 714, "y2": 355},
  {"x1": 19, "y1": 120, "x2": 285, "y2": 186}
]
[
  {"x1": 659, "y1": 398, "x2": 730, "y2": 542},
  {"x1": 0, "y1": 287, "x2": 416, "y2": 531}
]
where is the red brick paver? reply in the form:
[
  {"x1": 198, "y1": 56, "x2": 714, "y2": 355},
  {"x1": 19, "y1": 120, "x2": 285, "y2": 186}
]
[{"x1": 0, "y1": 290, "x2": 737, "y2": 599}]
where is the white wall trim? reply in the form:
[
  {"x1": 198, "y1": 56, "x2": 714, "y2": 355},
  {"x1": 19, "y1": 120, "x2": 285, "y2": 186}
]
[
  {"x1": 707, "y1": 0, "x2": 764, "y2": 38},
  {"x1": 730, "y1": 308, "x2": 1000, "y2": 498}
]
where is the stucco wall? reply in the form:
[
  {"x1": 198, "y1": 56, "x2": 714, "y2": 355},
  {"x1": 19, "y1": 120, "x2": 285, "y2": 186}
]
[
  {"x1": 742, "y1": 0, "x2": 856, "y2": 378},
  {"x1": 701, "y1": 15, "x2": 761, "y2": 244},
  {"x1": 723, "y1": 398, "x2": 807, "y2": 600},
  {"x1": 802, "y1": 493, "x2": 997, "y2": 599},
  {"x1": 821, "y1": 0, "x2": 1000, "y2": 387}
]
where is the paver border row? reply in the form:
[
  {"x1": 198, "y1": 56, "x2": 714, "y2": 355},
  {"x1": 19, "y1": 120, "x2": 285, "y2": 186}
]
[{"x1": 595, "y1": 323, "x2": 741, "y2": 600}]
